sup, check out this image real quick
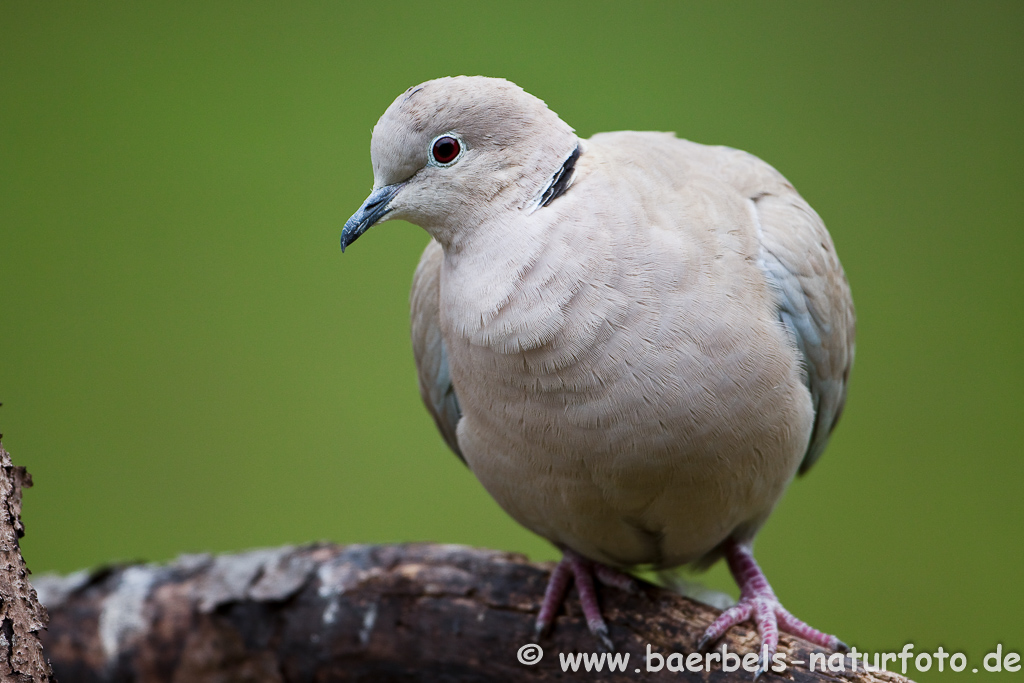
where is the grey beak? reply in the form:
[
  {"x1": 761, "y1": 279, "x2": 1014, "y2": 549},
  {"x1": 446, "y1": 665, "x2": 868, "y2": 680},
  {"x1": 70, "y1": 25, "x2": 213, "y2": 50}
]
[{"x1": 341, "y1": 183, "x2": 404, "y2": 252}]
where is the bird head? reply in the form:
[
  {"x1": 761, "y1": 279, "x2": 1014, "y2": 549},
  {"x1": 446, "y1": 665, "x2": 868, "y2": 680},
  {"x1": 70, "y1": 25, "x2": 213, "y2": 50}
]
[{"x1": 341, "y1": 76, "x2": 578, "y2": 252}]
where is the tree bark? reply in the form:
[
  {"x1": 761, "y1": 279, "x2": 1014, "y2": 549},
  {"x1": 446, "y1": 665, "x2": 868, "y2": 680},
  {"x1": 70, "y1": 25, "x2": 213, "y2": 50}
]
[
  {"x1": 34, "y1": 542, "x2": 909, "y2": 683},
  {"x1": 0, "y1": 442, "x2": 54, "y2": 682}
]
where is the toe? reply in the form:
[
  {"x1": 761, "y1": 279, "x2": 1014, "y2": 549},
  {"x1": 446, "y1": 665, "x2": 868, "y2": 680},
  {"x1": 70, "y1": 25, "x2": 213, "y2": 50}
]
[
  {"x1": 699, "y1": 601, "x2": 753, "y2": 650},
  {"x1": 535, "y1": 558, "x2": 573, "y2": 637},
  {"x1": 752, "y1": 598, "x2": 780, "y2": 661},
  {"x1": 776, "y1": 605, "x2": 843, "y2": 650},
  {"x1": 593, "y1": 564, "x2": 637, "y2": 593}
]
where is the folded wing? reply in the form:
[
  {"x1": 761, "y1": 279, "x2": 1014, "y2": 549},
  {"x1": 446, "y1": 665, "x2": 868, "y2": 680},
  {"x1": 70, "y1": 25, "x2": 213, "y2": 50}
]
[
  {"x1": 410, "y1": 239, "x2": 465, "y2": 463},
  {"x1": 688, "y1": 142, "x2": 856, "y2": 473}
]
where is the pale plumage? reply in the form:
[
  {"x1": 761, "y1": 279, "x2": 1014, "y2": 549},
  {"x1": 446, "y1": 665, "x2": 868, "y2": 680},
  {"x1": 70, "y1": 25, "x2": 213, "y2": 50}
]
[{"x1": 343, "y1": 76, "x2": 854, "y2": 664}]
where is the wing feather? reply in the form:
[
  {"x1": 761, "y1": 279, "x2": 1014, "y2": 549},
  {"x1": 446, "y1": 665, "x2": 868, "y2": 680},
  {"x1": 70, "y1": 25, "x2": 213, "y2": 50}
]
[
  {"x1": 693, "y1": 144, "x2": 856, "y2": 473},
  {"x1": 410, "y1": 239, "x2": 465, "y2": 463}
]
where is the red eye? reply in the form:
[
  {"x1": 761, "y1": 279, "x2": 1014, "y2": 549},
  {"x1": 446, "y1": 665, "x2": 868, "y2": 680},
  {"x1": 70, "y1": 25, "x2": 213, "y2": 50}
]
[{"x1": 432, "y1": 136, "x2": 461, "y2": 164}]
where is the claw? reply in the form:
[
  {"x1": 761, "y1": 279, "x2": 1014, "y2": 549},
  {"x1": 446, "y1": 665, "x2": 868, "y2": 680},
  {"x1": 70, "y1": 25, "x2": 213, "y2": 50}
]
[{"x1": 591, "y1": 622, "x2": 615, "y2": 652}]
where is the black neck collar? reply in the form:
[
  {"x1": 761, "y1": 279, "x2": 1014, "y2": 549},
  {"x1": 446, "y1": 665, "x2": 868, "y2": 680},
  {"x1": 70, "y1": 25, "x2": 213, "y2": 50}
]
[{"x1": 539, "y1": 145, "x2": 580, "y2": 208}]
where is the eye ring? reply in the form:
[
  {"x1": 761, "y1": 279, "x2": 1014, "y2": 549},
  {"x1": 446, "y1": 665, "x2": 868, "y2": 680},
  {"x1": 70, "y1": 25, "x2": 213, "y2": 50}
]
[{"x1": 428, "y1": 133, "x2": 464, "y2": 167}]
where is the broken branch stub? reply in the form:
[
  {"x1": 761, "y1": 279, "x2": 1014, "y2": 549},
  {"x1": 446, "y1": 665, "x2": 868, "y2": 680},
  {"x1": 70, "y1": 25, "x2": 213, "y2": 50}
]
[{"x1": 0, "y1": 442, "x2": 54, "y2": 683}]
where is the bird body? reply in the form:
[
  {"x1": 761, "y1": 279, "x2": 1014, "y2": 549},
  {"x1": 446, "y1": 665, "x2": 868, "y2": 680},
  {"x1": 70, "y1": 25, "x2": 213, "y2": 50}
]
[
  {"x1": 413, "y1": 131, "x2": 835, "y2": 570},
  {"x1": 344, "y1": 76, "x2": 854, "y2": 657}
]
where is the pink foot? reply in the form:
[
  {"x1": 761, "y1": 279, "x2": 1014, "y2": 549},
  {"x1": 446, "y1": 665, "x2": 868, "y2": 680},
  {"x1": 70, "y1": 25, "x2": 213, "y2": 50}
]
[
  {"x1": 535, "y1": 548, "x2": 636, "y2": 650},
  {"x1": 699, "y1": 540, "x2": 846, "y2": 675}
]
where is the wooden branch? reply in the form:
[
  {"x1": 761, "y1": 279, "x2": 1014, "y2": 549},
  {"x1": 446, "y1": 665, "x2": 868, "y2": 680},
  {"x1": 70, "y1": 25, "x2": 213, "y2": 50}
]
[
  {"x1": 34, "y1": 543, "x2": 909, "y2": 683},
  {"x1": 0, "y1": 441, "x2": 54, "y2": 682}
]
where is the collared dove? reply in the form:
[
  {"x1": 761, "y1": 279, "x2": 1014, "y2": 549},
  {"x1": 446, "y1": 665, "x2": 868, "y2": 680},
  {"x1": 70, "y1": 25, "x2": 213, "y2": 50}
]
[{"x1": 341, "y1": 76, "x2": 855, "y2": 665}]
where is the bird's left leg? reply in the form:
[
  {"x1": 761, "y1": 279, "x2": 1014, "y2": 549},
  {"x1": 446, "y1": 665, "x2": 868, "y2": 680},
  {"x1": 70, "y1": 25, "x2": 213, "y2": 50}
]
[
  {"x1": 534, "y1": 548, "x2": 635, "y2": 649},
  {"x1": 699, "y1": 539, "x2": 846, "y2": 671}
]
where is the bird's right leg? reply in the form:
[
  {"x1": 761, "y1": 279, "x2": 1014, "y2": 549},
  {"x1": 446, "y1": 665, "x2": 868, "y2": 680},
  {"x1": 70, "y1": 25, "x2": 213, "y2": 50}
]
[{"x1": 534, "y1": 548, "x2": 635, "y2": 650}]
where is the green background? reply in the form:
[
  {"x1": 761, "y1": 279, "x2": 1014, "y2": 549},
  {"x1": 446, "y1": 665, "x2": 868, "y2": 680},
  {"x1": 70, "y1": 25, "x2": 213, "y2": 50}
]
[{"x1": 2, "y1": 2, "x2": 1021, "y2": 680}]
